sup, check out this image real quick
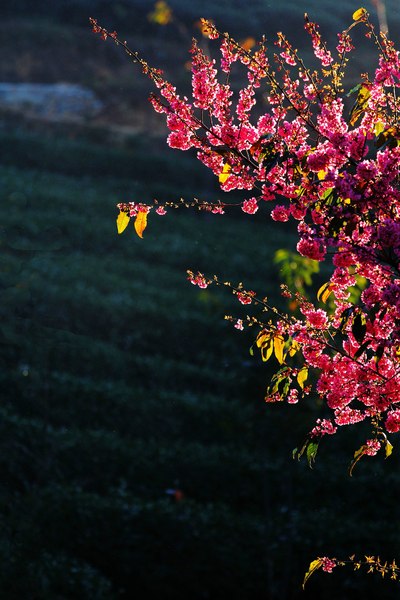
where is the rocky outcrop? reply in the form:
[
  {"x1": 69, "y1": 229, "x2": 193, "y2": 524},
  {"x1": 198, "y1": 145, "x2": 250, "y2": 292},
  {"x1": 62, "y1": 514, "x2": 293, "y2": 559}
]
[{"x1": 0, "y1": 82, "x2": 103, "y2": 120}]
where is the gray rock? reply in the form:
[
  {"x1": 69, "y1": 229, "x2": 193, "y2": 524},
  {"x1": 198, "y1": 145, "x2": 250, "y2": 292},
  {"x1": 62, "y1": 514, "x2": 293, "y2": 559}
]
[{"x1": 0, "y1": 82, "x2": 103, "y2": 120}]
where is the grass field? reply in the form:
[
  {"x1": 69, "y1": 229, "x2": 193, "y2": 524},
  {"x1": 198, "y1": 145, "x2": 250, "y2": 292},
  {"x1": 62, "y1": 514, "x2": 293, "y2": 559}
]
[{"x1": 1, "y1": 124, "x2": 400, "y2": 598}]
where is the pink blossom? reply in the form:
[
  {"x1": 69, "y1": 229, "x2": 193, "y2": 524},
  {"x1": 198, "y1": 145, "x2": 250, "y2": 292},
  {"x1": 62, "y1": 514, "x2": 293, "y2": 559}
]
[
  {"x1": 257, "y1": 114, "x2": 275, "y2": 135},
  {"x1": 334, "y1": 407, "x2": 366, "y2": 426},
  {"x1": 236, "y1": 85, "x2": 256, "y2": 121},
  {"x1": 290, "y1": 205, "x2": 307, "y2": 220},
  {"x1": 121, "y1": 13, "x2": 400, "y2": 447},
  {"x1": 303, "y1": 308, "x2": 329, "y2": 330},
  {"x1": 280, "y1": 51, "x2": 297, "y2": 66},
  {"x1": 211, "y1": 205, "x2": 225, "y2": 215},
  {"x1": 297, "y1": 238, "x2": 326, "y2": 261},
  {"x1": 220, "y1": 38, "x2": 239, "y2": 72},
  {"x1": 261, "y1": 186, "x2": 276, "y2": 201},
  {"x1": 321, "y1": 558, "x2": 337, "y2": 573},
  {"x1": 237, "y1": 290, "x2": 255, "y2": 305},
  {"x1": 304, "y1": 19, "x2": 333, "y2": 66},
  {"x1": 311, "y1": 419, "x2": 337, "y2": 437},
  {"x1": 271, "y1": 205, "x2": 290, "y2": 222},
  {"x1": 332, "y1": 251, "x2": 355, "y2": 268},
  {"x1": 287, "y1": 389, "x2": 299, "y2": 404},
  {"x1": 363, "y1": 438, "x2": 381, "y2": 456},
  {"x1": 191, "y1": 41, "x2": 218, "y2": 110},
  {"x1": 188, "y1": 272, "x2": 209, "y2": 289},
  {"x1": 168, "y1": 130, "x2": 194, "y2": 150},
  {"x1": 336, "y1": 32, "x2": 354, "y2": 54},
  {"x1": 241, "y1": 198, "x2": 259, "y2": 214},
  {"x1": 386, "y1": 410, "x2": 400, "y2": 433}
]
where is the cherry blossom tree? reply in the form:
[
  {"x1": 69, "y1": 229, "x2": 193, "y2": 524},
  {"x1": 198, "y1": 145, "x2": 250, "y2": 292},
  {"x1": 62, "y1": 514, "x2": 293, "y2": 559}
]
[{"x1": 90, "y1": 6, "x2": 400, "y2": 584}]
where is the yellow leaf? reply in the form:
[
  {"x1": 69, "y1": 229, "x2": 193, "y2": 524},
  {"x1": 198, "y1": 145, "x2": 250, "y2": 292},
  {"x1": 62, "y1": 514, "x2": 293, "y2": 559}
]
[
  {"x1": 196, "y1": 18, "x2": 215, "y2": 37},
  {"x1": 256, "y1": 330, "x2": 270, "y2": 348},
  {"x1": 349, "y1": 86, "x2": 370, "y2": 126},
  {"x1": 297, "y1": 367, "x2": 308, "y2": 390},
  {"x1": 117, "y1": 211, "x2": 130, "y2": 234},
  {"x1": 261, "y1": 338, "x2": 274, "y2": 362},
  {"x1": 376, "y1": 125, "x2": 400, "y2": 149},
  {"x1": 148, "y1": 1, "x2": 172, "y2": 25},
  {"x1": 303, "y1": 559, "x2": 323, "y2": 590},
  {"x1": 374, "y1": 121, "x2": 385, "y2": 136},
  {"x1": 255, "y1": 330, "x2": 274, "y2": 362},
  {"x1": 352, "y1": 7, "x2": 367, "y2": 21},
  {"x1": 273, "y1": 335, "x2": 285, "y2": 365},
  {"x1": 317, "y1": 281, "x2": 333, "y2": 303},
  {"x1": 219, "y1": 163, "x2": 231, "y2": 184},
  {"x1": 385, "y1": 440, "x2": 393, "y2": 459},
  {"x1": 134, "y1": 210, "x2": 148, "y2": 239},
  {"x1": 288, "y1": 340, "x2": 300, "y2": 357},
  {"x1": 349, "y1": 443, "x2": 369, "y2": 476}
]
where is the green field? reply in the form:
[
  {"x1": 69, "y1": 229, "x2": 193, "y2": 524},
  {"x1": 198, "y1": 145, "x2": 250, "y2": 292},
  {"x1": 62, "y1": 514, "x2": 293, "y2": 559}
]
[{"x1": 1, "y1": 124, "x2": 400, "y2": 599}]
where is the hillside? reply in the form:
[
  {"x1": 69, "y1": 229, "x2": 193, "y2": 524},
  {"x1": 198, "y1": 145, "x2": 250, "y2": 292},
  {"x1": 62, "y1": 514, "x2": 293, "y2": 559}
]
[{"x1": 0, "y1": 1, "x2": 397, "y2": 137}]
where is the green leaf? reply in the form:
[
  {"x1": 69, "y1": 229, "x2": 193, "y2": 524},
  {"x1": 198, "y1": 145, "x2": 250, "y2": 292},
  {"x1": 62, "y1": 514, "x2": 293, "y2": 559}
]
[
  {"x1": 346, "y1": 83, "x2": 361, "y2": 97},
  {"x1": 293, "y1": 436, "x2": 319, "y2": 468},
  {"x1": 306, "y1": 441, "x2": 319, "y2": 468},
  {"x1": 268, "y1": 367, "x2": 290, "y2": 397},
  {"x1": 374, "y1": 121, "x2": 385, "y2": 136},
  {"x1": 320, "y1": 186, "x2": 334, "y2": 200},
  {"x1": 354, "y1": 339, "x2": 371, "y2": 360},
  {"x1": 282, "y1": 379, "x2": 291, "y2": 397}
]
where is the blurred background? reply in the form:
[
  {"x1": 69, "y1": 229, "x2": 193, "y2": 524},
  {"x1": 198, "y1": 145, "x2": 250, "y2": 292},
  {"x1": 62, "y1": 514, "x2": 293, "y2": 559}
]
[{"x1": 1, "y1": 1, "x2": 400, "y2": 598}]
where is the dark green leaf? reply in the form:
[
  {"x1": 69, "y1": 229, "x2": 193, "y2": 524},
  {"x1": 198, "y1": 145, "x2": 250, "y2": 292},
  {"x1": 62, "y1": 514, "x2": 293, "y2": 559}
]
[
  {"x1": 306, "y1": 441, "x2": 319, "y2": 468},
  {"x1": 352, "y1": 312, "x2": 366, "y2": 344},
  {"x1": 375, "y1": 344, "x2": 385, "y2": 364},
  {"x1": 354, "y1": 339, "x2": 371, "y2": 359},
  {"x1": 340, "y1": 307, "x2": 354, "y2": 332}
]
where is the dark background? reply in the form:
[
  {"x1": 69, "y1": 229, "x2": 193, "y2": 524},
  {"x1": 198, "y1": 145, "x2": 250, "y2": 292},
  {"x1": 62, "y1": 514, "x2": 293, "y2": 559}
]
[{"x1": 1, "y1": 1, "x2": 400, "y2": 598}]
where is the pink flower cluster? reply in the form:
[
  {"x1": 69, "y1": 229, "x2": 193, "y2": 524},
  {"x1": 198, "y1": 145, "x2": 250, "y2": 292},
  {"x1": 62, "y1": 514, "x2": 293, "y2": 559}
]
[
  {"x1": 141, "y1": 14, "x2": 400, "y2": 444},
  {"x1": 187, "y1": 271, "x2": 209, "y2": 289},
  {"x1": 236, "y1": 290, "x2": 256, "y2": 305},
  {"x1": 96, "y1": 10, "x2": 400, "y2": 449},
  {"x1": 242, "y1": 198, "x2": 258, "y2": 214}
]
